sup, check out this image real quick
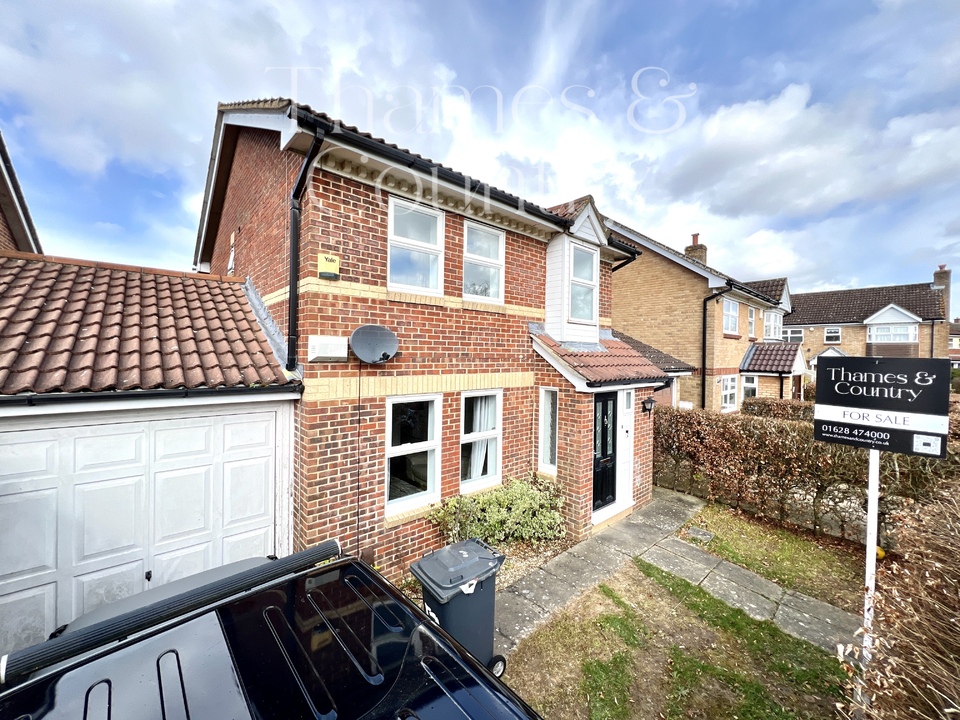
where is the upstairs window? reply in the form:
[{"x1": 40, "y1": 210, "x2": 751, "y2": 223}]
[
  {"x1": 747, "y1": 307, "x2": 756, "y2": 337},
  {"x1": 388, "y1": 198, "x2": 444, "y2": 294},
  {"x1": 783, "y1": 328, "x2": 803, "y2": 342},
  {"x1": 723, "y1": 299, "x2": 739, "y2": 334},
  {"x1": 824, "y1": 327, "x2": 842, "y2": 344},
  {"x1": 868, "y1": 324, "x2": 918, "y2": 343},
  {"x1": 764, "y1": 311, "x2": 782, "y2": 340},
  {"x1": 461, "y1": 391, "x2": 502, "y2": 489},
  {"x1": 569, "y1": 245, "x2": 598, "y2": 323},
  {"x1": 463, "y1": 222, "x2": 504, "y2": 302}
]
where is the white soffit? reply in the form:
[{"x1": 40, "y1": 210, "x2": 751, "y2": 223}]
[{"x1": 863, "y1": 303, "x2": 922, "y2": 325}]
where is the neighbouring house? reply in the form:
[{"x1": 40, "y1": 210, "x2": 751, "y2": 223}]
[
  {"x1": 0, "y1": 130, "x2": 42, "y2": 254},
  {"x1": 191, "y1": 99, "x2": 667, "y2": 580},
  {"x1": 950, "y1": 318, "x2": 960, "y2": 370},
  {"x1": 612, "y1": 330, "x2": 694, "y2": 407},
  {"x1": 0, "y1": 251, "x2": 299, "y2": 652},
  {"x1": 784, "y1": 266, "x2": 951, "y2": 373},
  {"x1": 608, "y1": 223, "x2": 804, "y2": 412}
]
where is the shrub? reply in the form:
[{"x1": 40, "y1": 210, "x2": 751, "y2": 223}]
[
  {"x1": 951, "y1": 369, "x2": 960, "y2": 394},
  {"x1": 857, "y1": 473, "x2": 960, "y2": 717},
  {"x1": 428, "y1": 475, "x2": 566, "y2": 546},
  {"x1": 741, "y1": 397, "x2": 814, "y2": 422}
]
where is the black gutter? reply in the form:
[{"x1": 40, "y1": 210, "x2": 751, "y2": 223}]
[
  {"x1": 293, "y1": 108, "x2": 571, "y2": 230},
  {"x1": 286, "y1": 130, "x2": 326, "y2": 371},
  {"x1": 0, "y1": 384, "x2": 302, "y2": 408},
  {"x1": 0, "y1": 540, "x2": 341, "y2": 688},
  {"x1": 609, "y1": 237, "x2": 639, "y2": 273},
  {"x1": 727, "y1": 280, "x2": 778, "y2": 306},
  {"x1": 701, "y1": 283, "x2": 736, "y2": 409},
  {"x1": 585, "y1": 377, "x2": 667, "y2": 388}
]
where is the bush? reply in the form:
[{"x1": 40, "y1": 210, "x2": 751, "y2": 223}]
[
  {"x1": 653, "y1": 406, "x2": 959, "y2": 543},
  {"x1": 429, "y1": 475, "x2": 566, "y2": 546},
  {"x1": 951, "y1": 369, "x2": 960, "y2": 394},
  {"x1": 857, "y1": 473, "x2": 960, "y2": 717},
  {"x1": 741, "y1": 397, "x2": 814, "y2": 422}
]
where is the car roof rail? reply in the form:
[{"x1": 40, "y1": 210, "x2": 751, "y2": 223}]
[{"x1": 0, "y1": 539, "x2": 341, "y2": 688}]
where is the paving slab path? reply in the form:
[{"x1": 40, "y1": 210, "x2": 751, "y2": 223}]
[{"x1": 495, "y1": 487, "x2": 862, "y2": 657}]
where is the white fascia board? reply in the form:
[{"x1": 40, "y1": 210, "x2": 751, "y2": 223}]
[
  {"x1": 195, "y1": 110, "x2": 227, "y2": 267},
  {"x1": 0, "y1": 161, "x2": 38, "y2": 253},
  {"x1": 785, "y1": 320, "x2": 861, "y2": 328},
  {"x1": 665, "y1": 371, "x2": 693, "y2": 377},
  {"x1": 531, "y1": 337, "x2": 666, "y2": 392},
  {"x1": 570, "y1": 203, "x2": 606, "y2": 247},
  {"x1": 604, "y1": 219, "x2": 727, "y2": 287},
  {"x1": 0, "y1": 390, "x2": 297, "y2": 421},
  {"x1": 320, "y1": 140, "x2": 564, "y2": 238},
  {"x1": 792, "y1": 348, "x2": 808, "y2": 374},
  {"x1": 863, "y1": 303, "x2": 923, "y2": 324},
  {"x1": 780, "y1": 281, "x2": 792, "y2": 313}
]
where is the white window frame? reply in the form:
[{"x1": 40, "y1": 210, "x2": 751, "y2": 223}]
[
  {"x1": 569, "y1": 243, "x2": 599, "y2": 324},
  {"x1": 387, "y1": 197, "x2": 444, "y2": 295},
  {"x1": 782, "y1": 328, "x2": 804, "y2": 343},
  {"x1": 747, "y1": 307, "x2": 756, "y2": 338},
  {"x1": 742, "y1": 374, "x2": 758, "y2": 400},
  {"x1": 721, "y1": 375, "x2": 738, "y2": 412},
  {"x1": 385, "y1": 394, "x2": 442, "y2": 515},
  {"x1": 723, "y1": 299, "x2": 739, "y2": 335},
  {"x1": 764, "y1": 311, "x2": 782, "y2": 340},
  {"x1": 538, "y1": 387, "x2": 559, "y2": 474},
  {"x1": 462, "y1": 221, "x2": 505, "y2": 304},
  {"x1": 460, "y1": 389, "x2": 503, "y2": 493},
  {"x1": 867, "y1": 324, "x2": 918, "y2": 343},
  {"x1": 824, "y1": 327, "x2": 842, "y2": 344}
]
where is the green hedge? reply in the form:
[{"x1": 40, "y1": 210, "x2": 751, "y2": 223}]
[{"x1": 654, "y1": 406, "x2": 959, "y2": 542}]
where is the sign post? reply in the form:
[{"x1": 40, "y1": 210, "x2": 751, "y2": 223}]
[{"x1": 814, "y1": 357, "x2": 951, "y2": 673}]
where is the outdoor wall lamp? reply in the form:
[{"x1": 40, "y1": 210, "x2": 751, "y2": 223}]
[{"x1": 641, "y1": 396, "x2": 657, "y2": 415}]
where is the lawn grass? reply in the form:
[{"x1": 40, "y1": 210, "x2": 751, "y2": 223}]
[
  {"x1": 686, "y1": 503, "x2": 864, "y2": 612},
  {"x1": 505, "y1": 559, "x2": 846, "y2": 719}
]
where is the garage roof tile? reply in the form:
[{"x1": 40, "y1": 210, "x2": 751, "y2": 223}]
[{"x1": 0, "y1": 251, "x2": 294, "y2": 397}]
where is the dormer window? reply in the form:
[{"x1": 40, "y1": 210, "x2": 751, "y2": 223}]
[
  {"x1": 388, "y1": 197, "x2": 444, "y2": 294},
  {"x1": 570, "y1": 244, "x2": 598, "y2": 323},
  {"x1": 463, "y1": 221, "x2": 504, "y2": 303}
]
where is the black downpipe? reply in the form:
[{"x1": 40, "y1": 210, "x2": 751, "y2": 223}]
[
  {"x1": 0, "y1": 540, "x2": 341, "y2": 688},
  {"x1": 701, "y1": 283, "x2": 735, "y2": 409},
  {"x1": 286, "y1": 131, "x2": 326, "y2": 372}
]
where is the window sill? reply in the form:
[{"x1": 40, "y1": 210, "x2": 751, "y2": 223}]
[
  {"x1": 460, "y1": 477, "x2": 502, "y2": 496},
  {"x1": 386, "y1": 290, "x2": 445, "y2": 306},
  {"x1": 723, "y1": 333, "x2": 742, "y2": 340},
  {"x1": 384, "y1": 496, "x2": 442, "y2": 528},
  {"x1": 462, "y1": 298, "x2": 507, "y2": 314}
]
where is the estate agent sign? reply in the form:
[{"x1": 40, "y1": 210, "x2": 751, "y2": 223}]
[{"x1": 814, "y1": 356, "x2": 951, "y2": 458}]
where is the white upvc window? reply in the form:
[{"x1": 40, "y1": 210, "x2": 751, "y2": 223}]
[
  {"x1": 721, "y1": 375, "x2": 738, "y2": 411},
  {"x1": 388, "y1": 197, "x2": 444, "y2": 294},
  {"x1": 783, "y1": 328, "x2": 804, "y2": 342},
  {"x1": 764, "y1": 311, "x2": 782, "y2": 340},
  {"x1": 723, "y1": 299, "x2": 739, "y2": 334},
  {"x1": 868, "y1": 324, "x2": 918, "y2": 343},
  {"x1": 461, "y1": 390, "x2": 502, "y2": 491},
  {"x1": 385, "y1": 394, "x2": 441, "y2": 514},
  {"x1": 747, "y1": 307, "x2": 757, "y2": 337},
  {"x1": 538, "y1": 388, "x2": 559, "y2": 474},
  {"x1": 463, "y1": 221, "x2": 504, "y2": 303},
  {"x1": 742, "y1": 375, "x2": 758, "y2": 400},
  {"x1": 824, "y1": 327, "x2": 842, "y2": 344},
  {"x1": 569, "y1": 244, "x2": 598, "y2": 323}
]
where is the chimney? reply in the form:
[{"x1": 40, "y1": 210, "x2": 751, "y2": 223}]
[
  {"x1": 684, "y1": 233, "x2": 707, "y2": 265},
  {"x1": 934, "y1": 264, "x2": 951, "y2": 320}
]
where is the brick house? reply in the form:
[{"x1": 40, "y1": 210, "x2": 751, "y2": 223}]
[
  {"x1": 608, "y1": 223, "x2": 803, "y2": 412},
  {"x1": 0, "y1": 130, "x2": 42, "y2": 254},
  {"x1": 192, "y1": 99, "x2": 667, "y2": 577},
  {"x1": 784, "y1": 266, "x2": 951, "y2": 374}
]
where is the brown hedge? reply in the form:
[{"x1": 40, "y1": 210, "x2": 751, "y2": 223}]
[
  {"x1": 741, "y1": 396, "x2": 815, "y2": 422},
  {"x1": 653, "y1": 405, "x2": 959, "y2": 542}
]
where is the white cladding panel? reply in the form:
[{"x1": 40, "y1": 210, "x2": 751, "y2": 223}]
[{"x1": 0, "y1": 405, "x2": 285, "y2": 653}]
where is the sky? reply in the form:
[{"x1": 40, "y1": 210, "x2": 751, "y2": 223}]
[{"x1": 1, "y1": 0, "x2": 959, "y2": 316}]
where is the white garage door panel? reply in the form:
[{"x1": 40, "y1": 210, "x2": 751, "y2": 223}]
[
  {"x1": 74, "y1": 560, "x2": 145, "y2": 618},
  {"x1": 0, "y1": 583, "x2": 56, "y2": 652},
  {"x1": 0, "y1": 405, "x2": 286, "y2": 653},
  {"x1": 0, "y1": 489, "x2": 57, "y2": 580},
  {"x1": 74, "y1": 476, "x2": 145, "y2": 564}
]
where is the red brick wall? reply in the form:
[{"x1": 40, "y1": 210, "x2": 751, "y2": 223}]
[{"x1": 0, "y1": 210, "x2": 17, "y2": 251}]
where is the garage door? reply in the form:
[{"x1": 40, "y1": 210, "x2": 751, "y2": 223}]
[{"x1": 0, "y1": 405, "x2": 287, "y2": 653}]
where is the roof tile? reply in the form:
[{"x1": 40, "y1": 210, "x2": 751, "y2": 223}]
[
  {"x1": 786, "y1": 283, "x2": 944, "y2": 325},
  {"x1": 531, "y1": 326, "x2": 668, "y2": 385},
  {"x1": 740, "y1": 342, "x2": 803, "y2": 373},
  {"x1": 0, "y1": 252, "x2": 293, "y2": 397}
]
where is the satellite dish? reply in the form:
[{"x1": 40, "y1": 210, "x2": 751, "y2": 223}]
[{"x1": 350, "y1": 325, "x2": 399, "y2": 364}]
